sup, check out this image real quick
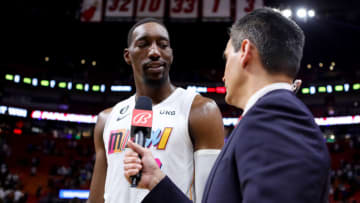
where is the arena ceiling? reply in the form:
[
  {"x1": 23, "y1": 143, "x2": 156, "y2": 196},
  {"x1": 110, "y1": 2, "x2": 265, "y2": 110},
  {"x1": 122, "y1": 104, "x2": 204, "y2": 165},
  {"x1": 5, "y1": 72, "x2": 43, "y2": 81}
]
[{"x1": 2, "y1": 0, "x2": 360, "y2": 77}]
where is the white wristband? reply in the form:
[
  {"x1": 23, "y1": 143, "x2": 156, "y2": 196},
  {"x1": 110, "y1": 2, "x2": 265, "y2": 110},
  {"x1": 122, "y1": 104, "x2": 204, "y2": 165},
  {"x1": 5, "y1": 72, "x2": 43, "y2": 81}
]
[{"x1": 194, "y1": 149, "x2": 221, "y2": 203}]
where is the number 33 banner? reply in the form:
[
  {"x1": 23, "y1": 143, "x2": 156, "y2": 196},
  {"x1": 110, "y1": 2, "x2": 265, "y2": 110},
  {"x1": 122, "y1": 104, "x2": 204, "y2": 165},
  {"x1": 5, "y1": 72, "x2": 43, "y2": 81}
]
[{"x1": 170, "y1": 0, "x2": 199, "y2": 19}]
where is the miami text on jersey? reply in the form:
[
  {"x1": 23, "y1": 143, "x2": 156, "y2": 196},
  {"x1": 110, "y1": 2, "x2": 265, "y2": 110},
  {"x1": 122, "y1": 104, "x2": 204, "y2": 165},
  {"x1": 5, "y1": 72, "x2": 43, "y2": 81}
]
[{"x1": 108, "y1": 127, "x2": 173, "y2": 154}]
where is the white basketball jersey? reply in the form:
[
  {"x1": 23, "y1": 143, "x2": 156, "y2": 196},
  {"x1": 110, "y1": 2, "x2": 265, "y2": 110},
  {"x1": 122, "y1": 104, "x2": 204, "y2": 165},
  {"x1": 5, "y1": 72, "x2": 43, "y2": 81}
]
[{"x1": 103, "y1": 88, "x2": 198, "y2": 203}]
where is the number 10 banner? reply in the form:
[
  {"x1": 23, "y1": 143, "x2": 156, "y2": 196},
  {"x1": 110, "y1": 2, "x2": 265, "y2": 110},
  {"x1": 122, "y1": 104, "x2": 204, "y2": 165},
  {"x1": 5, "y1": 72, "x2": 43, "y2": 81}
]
[{"x1": 136, "y1": 0, "x2": 166, "y2": 18}]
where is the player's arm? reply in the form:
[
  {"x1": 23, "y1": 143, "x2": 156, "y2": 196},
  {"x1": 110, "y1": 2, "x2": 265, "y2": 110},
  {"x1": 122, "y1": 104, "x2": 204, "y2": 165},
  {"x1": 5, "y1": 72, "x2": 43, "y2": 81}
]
[
  {"x1": 189, "y1": 95, "x2": 225, "y2": 202},
  {"x1": 88, "y1": 108, "x2": 111, "y2": 203}
]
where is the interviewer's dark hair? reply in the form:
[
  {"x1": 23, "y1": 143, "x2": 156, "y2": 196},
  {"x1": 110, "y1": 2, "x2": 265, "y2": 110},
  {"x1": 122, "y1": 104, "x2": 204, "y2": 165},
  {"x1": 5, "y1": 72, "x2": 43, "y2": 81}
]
[
  {"x1": 127, "y1": 18, "x2": 167, "y2": 47},
  {"x1": 230, "y1": 8, "x2": 305, "y2": 78}
]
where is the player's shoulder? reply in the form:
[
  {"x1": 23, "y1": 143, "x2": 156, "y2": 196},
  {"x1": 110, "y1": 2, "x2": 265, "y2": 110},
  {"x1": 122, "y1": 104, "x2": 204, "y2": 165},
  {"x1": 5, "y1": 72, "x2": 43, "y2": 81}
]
[
  {"x1": 96, "y1": 107, "x2": 113, "y2": 126},
  {"x1": 189, "y1": 94, "x2": 222, "y2": 127},
  {"x1": 98, "y1": 107, "x2": 113, "y2": 118},
  {"x1": 188, "y1": 94, "x2": 224, "y2": 148},
  {"x1": 191, "y1": 94, "x2": 219, "y2": 113}
]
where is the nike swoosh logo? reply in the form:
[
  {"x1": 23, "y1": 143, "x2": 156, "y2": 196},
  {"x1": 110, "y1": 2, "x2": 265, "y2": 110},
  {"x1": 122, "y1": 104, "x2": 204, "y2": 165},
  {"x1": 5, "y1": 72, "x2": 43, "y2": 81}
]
[{"x1": 116, "y1": 114, "x2": 130, "y2": 121}]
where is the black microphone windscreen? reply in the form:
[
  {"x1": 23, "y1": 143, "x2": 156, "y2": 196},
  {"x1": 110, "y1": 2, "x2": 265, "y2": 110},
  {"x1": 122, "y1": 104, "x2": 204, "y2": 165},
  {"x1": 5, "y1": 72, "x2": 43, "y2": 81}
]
[{"x1": 135, "y1": 96, "x2": 152, "y2": 110}]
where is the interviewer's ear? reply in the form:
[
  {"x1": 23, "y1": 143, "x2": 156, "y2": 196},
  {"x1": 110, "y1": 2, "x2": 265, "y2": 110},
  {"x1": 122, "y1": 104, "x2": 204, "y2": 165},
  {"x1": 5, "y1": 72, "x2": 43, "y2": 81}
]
[
  {"x1": 292, "y1": 79, "x2": 302, "y2": 94},
  {"x1": 240, "y1": 39, "x2": 252, "y2": 68}
]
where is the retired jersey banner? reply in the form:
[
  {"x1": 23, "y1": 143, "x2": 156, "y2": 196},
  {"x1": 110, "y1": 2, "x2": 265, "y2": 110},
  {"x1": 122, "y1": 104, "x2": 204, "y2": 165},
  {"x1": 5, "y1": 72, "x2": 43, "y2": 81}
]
[
  {"x1": 235, "y1": 0, "x2": 263, "y2": 20},
  {"x1": 202, "y1": 0, "x2": 231, "y2": 20},
  {"x1": 91, "y1": 0, "x2": 265, "y2": 22},
  {"x1": 169, "y1": 0, "x2": 199, "y2": 19},
  {"x1": 80, "y1": 0, "x2": 103, "y2": 22},
  {"x1": 105, "y1": 0, "x2": 135, "y2": 19},
  {"x1": 136, "y1": 0, "x2": 166, "y2": 18}
]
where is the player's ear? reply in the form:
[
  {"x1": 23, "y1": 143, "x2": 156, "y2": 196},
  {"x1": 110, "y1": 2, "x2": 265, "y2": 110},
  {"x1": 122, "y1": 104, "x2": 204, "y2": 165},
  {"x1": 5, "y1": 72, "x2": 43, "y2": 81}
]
[
  {"x1": 124, "y1": 48, "x2": 131, "y2": 65},
  {"x1": 169, "y1": 47, "x2": 174, "y2": 64}
]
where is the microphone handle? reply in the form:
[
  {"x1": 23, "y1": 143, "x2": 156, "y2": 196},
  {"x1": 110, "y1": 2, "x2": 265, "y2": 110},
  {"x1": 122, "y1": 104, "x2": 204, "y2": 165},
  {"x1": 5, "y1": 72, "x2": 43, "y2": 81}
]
[{"x1": 130, "y1": 130, "x2": 145, "y2": 187}]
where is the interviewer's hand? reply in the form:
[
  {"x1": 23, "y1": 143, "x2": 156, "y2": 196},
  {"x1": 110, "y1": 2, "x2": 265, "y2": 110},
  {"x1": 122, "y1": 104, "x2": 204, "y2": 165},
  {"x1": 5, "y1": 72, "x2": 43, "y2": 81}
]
[{"x1": 124, "y1": 140, "x2": 165, "y2": 190}]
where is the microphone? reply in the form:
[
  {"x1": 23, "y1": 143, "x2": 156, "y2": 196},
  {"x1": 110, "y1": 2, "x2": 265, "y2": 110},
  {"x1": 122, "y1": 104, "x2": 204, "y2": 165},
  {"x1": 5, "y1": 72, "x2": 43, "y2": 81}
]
[{"x1": 130, "y1": 96, "x2": 153, "y2": 187}]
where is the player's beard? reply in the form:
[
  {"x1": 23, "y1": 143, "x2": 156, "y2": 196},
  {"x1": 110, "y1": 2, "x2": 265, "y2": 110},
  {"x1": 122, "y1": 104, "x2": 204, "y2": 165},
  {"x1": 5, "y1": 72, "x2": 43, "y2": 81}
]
[{"x1": 143, "y1": 73, "x2": 168, "y2": 88}]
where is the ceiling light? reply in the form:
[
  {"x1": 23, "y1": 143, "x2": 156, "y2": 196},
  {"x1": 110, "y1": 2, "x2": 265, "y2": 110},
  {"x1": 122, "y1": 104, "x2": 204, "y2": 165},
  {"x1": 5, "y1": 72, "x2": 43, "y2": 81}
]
[
  {"x1": 282, "y1": 9, "x2": 292, "y2": 18},
  {"x1": 297, "y1": 8, "x2": 307, "y2": 18},
  {"x1": 308, "y1": 9, "x2": 315, "y2": 17}
]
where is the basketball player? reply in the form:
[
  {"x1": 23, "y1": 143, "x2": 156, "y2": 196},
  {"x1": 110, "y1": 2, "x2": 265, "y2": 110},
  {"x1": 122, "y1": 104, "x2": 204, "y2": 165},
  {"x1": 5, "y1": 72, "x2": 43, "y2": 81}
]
[{"x1": 88, "y1": 18, "x2": 225, "y2": 203}]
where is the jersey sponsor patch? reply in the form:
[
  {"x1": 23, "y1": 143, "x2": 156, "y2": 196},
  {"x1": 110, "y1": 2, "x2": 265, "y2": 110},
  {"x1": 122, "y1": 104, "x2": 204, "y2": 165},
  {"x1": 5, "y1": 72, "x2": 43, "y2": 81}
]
[
  {"x1": 131, "y1": 109, "x2": 153, "y2": 127},
  {"x1": 159, "y1": 109, "x2": 176, "y2": 116}
]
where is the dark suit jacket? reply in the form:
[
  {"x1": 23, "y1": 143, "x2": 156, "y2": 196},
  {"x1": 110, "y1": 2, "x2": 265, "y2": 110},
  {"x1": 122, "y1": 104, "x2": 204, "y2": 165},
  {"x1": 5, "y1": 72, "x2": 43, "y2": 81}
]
[{"x1": 142, "y1": 89, "x2": 331, "y2": 203}]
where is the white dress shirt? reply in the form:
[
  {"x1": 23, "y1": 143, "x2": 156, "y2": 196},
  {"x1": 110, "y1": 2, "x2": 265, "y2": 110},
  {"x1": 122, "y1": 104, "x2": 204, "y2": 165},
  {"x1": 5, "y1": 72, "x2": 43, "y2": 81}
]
[{"x1": 242, "y1": 83, "x2": 293, "y2": 116}]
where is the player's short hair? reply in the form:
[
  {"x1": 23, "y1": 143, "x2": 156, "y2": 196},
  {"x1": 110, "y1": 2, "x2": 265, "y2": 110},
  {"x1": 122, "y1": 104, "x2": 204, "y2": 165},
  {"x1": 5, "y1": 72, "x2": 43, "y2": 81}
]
[{"x1": 127, "y1": 18, "x2": 167, "y2": 47}]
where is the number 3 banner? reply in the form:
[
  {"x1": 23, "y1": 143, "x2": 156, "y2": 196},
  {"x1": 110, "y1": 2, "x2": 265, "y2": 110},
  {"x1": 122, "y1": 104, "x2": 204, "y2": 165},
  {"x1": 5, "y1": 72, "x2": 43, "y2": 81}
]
[
  {"x1": 170, "y1": 0, "x2": 199, "y2": 19},
  {"x1": 236, "y1": 0, "x2": 263, "y2": 20},
  {"x1": 202, "y1": 0, "x2": 231, "y2": 19}
]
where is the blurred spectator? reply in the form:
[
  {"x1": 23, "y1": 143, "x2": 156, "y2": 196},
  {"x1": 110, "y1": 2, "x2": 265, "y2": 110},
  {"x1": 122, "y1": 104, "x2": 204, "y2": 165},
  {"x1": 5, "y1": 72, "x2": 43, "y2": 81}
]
[{"x1": 2, "y1": 117, "x2": 360, "y2": 202}]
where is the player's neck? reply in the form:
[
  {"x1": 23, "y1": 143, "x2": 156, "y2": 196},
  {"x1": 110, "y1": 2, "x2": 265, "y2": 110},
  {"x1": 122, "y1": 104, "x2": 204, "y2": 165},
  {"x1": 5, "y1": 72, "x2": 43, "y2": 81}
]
[{"x1": 136, "y1": 81, "x2": 176, "y2": 105}]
